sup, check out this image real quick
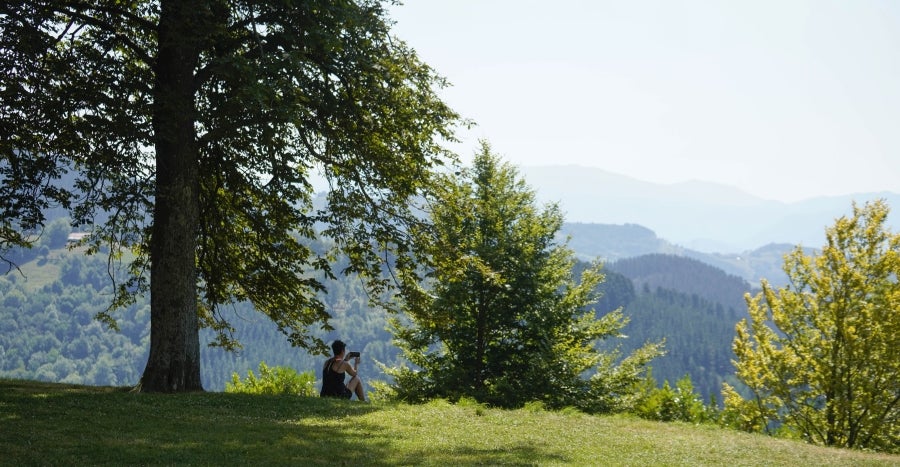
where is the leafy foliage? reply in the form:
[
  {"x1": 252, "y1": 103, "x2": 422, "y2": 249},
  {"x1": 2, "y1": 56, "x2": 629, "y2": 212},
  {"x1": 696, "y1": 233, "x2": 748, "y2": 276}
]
[
  {"x1": 225, "y1": 361, "x2": 316, "y2": 397},
  {"x1": 0, "y1": 237, "x2": 401, "y2": 392},
  {"x1": 0, "y1": 0, "x2": 461, "y2": 391},
  {"x1": 385, "y1": 141, "x2": 663, "y2": 411},
  {"x1": 725, "y1": 200, "x2": 900, "y2": 452},
  {"x1": 634, "y1": 372, "x2": 716, "y2": 423},
  {"x1": 3, "y1": 213, "x2": 759, "y2": 407}
]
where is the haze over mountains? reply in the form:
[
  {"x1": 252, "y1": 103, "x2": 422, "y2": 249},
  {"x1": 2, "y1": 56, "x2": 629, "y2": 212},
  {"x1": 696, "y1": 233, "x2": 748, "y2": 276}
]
[{"x1": 520, "y1": 165, "x2": 900, "y2": 254}]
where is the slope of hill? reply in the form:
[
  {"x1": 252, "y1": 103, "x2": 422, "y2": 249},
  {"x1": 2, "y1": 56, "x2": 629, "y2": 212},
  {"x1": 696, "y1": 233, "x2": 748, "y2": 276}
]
[
  {"x1": 3, "y1": 242, "x2": 751, "y2": 404},
  {"x1": 609, "y1": 253, "x2": 753, "y2": 313},
  {"x1": 0, "y1": 246, "x2": 399, "y2": 392},
  {"x1": 5, "y1": 380, "x2": 898, "y2": 464},
  {"x1": 562, "y1": 222, "x2": 675, "y2": 261},
  {"x1": 562, "y1": 222, "x2": 793, "y2": 286},
  {"x1": 601, "y1": 254, "x2": 755, "y2": 401},
  {"x1": 0, "y1": 207, "x2": 804, "y2": 405}
]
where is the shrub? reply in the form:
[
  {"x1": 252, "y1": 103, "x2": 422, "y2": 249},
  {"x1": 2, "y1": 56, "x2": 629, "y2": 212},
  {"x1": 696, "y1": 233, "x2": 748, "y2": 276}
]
[
  {"x1": 225, "y1": 361, "x2": 316, "y2": 397},
  {"x1": 522, "y1": 400, "x2": 546, "y2": 413},
  {"x1": 635, "y1": 374, "x2": 715, "y2": 423}
]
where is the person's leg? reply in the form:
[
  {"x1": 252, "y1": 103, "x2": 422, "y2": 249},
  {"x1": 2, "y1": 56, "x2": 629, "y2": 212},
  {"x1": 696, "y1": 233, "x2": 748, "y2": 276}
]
[{"x1": 346, "y1": 375, "x2": 367, "y2": 402}]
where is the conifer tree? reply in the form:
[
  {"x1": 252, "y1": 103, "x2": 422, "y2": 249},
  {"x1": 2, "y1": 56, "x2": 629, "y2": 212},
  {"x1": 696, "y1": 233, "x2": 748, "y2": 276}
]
[{"x1": 386, "y1": 141, "x2": 662, "y2": 411}]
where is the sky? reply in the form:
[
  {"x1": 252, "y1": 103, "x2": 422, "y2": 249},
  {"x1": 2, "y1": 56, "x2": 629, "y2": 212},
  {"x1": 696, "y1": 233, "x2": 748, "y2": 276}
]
[{"x1": 387, "y1": 1, "x2": 900, "y2": 202}]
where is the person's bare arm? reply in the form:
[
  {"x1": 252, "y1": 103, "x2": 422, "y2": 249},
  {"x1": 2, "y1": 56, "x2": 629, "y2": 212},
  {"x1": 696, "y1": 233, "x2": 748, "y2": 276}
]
[{"x1": 343, "y1": 358, "x2": 359, "y2": 377}]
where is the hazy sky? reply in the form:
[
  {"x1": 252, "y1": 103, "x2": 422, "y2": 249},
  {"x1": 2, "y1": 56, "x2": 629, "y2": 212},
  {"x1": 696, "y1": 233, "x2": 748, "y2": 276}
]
[{"x1": 387, "y1": 1, "x2": 900, "y2": 202}]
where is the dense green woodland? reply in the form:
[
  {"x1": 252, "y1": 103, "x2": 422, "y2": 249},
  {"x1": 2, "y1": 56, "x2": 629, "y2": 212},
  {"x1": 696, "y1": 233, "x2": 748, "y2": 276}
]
[
  {"x1": 0, "y1": 239, "x2": 403, "y2": 391},
  {"x1": 596, "y1": 254, "x2": 754, "y2": 401},
  {"x1": 601, "y1": 283, "x2": 745, "y2": 401},
  {"x1": 610, "y1": 253, "x2": 754, "y2": 313},
  {"x1": 1, "y1": 228, "x2": 751, "y2": 400}
]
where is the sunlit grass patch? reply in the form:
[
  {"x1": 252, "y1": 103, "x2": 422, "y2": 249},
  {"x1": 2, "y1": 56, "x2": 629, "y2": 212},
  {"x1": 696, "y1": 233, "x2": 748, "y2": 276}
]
[{"x1": 1, "y1": 379, "x2": 897, "y2": 466}]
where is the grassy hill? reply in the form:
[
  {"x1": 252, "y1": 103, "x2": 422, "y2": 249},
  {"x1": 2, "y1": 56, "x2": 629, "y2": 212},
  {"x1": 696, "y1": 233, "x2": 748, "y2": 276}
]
[{"x1": 2, "y1": 379, "x2": 897, "y2": 466}]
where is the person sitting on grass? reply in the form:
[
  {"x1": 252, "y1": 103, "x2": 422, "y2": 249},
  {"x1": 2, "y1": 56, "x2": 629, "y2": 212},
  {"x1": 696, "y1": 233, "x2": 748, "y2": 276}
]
[{"x1": 320, "y1": 339, "x2": 367, "y2": 402}]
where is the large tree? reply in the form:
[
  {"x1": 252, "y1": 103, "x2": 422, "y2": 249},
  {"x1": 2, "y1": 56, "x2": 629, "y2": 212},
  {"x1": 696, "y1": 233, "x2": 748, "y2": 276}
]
[
  {"x1": 723, "y1": 200, "x2": 900, "y2": 452},
  {"x1": 0, "y1": 1, "x2": 459, "y2": 391},
  {"x1": 386, "y1": 141, "x2": 663, "y2": 412}
]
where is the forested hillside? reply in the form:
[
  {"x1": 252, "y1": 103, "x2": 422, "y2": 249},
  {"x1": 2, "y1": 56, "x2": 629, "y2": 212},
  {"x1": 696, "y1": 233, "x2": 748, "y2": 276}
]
[
  {"x1": 560, "y1": 222, "x2": 794, "y2": 285},
  {"x1": 0, "y1": 240, "x2": 398, "y2": 391},
  {"x1": 599, "y1": 254, "x2": 755, "y2": 401},
  {"x1": 0, "y1": 249, "x2": 148, "y2": 387},
  {"x1": 2, "y1": 226, "x2": 755, "y2": 402},
  {"x1": 610, "y1": 254, "x2": 753, "y2": 313}
]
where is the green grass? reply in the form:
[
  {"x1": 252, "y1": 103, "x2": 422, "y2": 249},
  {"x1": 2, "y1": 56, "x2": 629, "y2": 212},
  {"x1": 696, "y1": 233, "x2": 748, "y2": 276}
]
[
  {"x1": 1, "y1": 379, "x2": 897, "y2": 466},
  {"x1": 14, "y1": 252, "x2": 65, "y2": 293}
]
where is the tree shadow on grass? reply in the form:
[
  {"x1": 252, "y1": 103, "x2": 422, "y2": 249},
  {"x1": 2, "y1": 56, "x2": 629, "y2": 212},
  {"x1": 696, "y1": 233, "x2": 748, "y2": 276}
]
[
  {"x1": 1, "y1": 381, "x2": 385, "y2": 465},
  {"x1": 2, "y1": 381, "x2": 569, "y2": 465}
]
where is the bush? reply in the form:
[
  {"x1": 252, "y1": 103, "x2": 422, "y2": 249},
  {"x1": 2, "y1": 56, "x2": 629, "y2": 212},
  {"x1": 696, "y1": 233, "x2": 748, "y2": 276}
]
[
  {"x1": 225, "y1": 361, "x2": 316, "y2": 397},
  {"x1": 635, "y1": 374, "x2": 715, "y2": 423}
]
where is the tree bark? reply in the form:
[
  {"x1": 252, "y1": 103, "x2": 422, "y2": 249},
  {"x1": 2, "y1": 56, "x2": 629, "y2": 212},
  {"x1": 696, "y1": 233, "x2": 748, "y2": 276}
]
[
  {"x1": 474, "y1": 286, "x2": 487, "y2": 391},
  {"x1": 140, "y1": 0, "x2": 204, "y2": 392}
]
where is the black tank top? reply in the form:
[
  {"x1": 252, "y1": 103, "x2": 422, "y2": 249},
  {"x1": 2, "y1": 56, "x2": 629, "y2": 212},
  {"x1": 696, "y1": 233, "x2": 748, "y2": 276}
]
[{"x1": 320, "y1": 358, "x2": 349, "y2": 397}]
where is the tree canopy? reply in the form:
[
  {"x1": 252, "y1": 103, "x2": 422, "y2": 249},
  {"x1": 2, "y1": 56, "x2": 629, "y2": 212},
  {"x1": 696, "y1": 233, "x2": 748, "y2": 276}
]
[
  {"x1": 724, "y1": 200, "x2": 900, "y2": 452},
  {"x1": 0, "y1": 0, "x2": 460, "y2": 391},
  {"x1": 385, "y1": 141, "x2": 663, "y2": 411}
]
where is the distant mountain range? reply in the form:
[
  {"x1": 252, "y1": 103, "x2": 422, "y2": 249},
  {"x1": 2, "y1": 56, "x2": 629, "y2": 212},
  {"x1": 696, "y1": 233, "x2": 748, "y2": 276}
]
[
  {"x1": 558, "y1": 222, "x2": 795, "y2": 286},
  {"x1": 520, "y1": 165, "x2": 900, "y2": 254}
]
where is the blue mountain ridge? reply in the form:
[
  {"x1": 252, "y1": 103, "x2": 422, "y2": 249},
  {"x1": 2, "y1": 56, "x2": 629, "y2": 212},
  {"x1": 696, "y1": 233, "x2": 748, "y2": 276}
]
[{"x1": 521, "y1": 165, "x2": 900, "y2": 254}]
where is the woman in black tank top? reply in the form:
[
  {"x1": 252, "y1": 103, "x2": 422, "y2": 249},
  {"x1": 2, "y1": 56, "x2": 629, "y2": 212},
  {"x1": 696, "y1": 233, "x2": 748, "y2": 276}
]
[{"x1": 320, "y1": 339, "x2": 367, "y2": 401}]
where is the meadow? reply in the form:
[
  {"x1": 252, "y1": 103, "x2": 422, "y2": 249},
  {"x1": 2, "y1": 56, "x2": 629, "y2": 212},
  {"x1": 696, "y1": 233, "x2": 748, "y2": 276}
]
[{"x1": 1, "y1": 379, "x2": 897, "y2": 466}]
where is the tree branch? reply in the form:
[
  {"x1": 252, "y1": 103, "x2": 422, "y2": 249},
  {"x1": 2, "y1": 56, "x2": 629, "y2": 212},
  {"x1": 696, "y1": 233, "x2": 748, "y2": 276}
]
[{"x1": 48, "y1": 2, "x2": 155, "y2": 66}]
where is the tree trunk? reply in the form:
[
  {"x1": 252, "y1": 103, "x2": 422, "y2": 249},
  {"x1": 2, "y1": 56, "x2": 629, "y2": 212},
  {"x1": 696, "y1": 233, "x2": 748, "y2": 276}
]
[
  {"x1": 474, "y1": 286, "x2": 487, "y2": 391},
  {"x1": 140, "y1": 0, "x2": 204, "y2": 392}
]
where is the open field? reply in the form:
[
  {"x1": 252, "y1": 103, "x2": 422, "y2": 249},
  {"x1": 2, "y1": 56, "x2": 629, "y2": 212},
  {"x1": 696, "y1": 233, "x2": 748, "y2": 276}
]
[{"x1": 1, "y1": 379, "x2": 897, "y2": 466}]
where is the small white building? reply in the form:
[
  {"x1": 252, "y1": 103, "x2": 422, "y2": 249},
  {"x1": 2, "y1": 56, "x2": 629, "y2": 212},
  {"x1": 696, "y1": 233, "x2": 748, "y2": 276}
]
[{"x1": 66, "y1": 232, "x2": 91, "y2": 244}]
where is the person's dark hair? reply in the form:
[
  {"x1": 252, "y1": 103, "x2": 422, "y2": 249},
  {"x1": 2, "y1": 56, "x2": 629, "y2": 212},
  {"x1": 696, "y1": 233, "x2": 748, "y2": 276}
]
[{"x1": 331, "y1": 340, "x2": 346, "y2": 356}]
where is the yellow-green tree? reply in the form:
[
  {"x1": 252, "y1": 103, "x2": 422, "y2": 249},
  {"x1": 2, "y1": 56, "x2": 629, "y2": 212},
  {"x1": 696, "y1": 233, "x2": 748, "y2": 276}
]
[{"x1": 724, "y1": 200, "x2": 900, "y2": 452}]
